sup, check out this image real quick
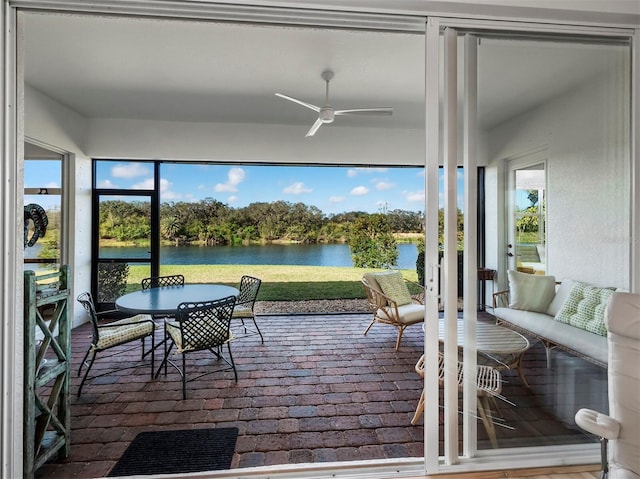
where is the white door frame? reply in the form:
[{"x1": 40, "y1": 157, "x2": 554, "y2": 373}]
[{"x1": 505, "y1": 147, "x2": 548, "y2": 274}]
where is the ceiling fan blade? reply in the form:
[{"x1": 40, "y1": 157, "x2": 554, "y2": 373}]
[
  {"x1": 275, "y1": 93, "x2": 321, "y2": 112},
  {"x1": 305, "y1": 118, "x2": 324, "y2": 137},
  {"x1": 334, "y1": 107, "x2": 393, "y2": 116}
]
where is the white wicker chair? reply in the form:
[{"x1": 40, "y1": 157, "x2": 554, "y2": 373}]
[
  {"x1": 361, "y1": 272, "x2": 425, "y2": 350},
  {"x1": 412, "y1": 352, "x2": 504, "y2": 448}
]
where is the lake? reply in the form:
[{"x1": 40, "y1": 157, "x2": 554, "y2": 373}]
[{"x1": 99, "y1": 243, "x2": 419, "y2": 270}]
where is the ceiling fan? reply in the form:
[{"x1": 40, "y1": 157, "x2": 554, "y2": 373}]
[{"x1": 275, "y1": 69, "x2": 393, "y2": 137}]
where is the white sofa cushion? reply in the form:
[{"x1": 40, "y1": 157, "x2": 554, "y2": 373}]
[
  {"x1": 507, "y1": 269, "x2": 556, "y2": 313},
  {"x1": 494, "y1": 306, "x2": 608, "y2": 365}
]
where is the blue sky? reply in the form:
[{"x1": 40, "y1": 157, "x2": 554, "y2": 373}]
[{"x1": 27, "y1": 160, "x2": 465, "y2": 214}]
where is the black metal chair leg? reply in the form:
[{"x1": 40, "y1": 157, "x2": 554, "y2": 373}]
[
  {"x1": 77, "y1": 351, "x2": 97, "y2": 397},
  {"x1": 78, "y1": 348, "x2": 92, "y2": 377},
  {"x1": 250, "y1": 317, "x2": 264, "y2": 343},
  {"x1": 156, "y1": 337, "x2": 174, "y2": 378},
  {"x1": 182, "y1": 353, "x2": 187, "y2": 400},
  {"x1": 227, "y1": 343, "x2": 237, "y2": 381},
  {"x1": 149, "y1": 333, "x2": 155, "y2": 379}
]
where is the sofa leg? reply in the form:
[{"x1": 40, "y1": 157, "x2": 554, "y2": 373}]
[{"x1": 543, "y1": 342, "x2": 554, "y2": 368}]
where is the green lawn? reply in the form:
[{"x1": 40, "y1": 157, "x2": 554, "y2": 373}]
[{"x1": 126, "y1": 265, "x2": 420, "y2": 301}]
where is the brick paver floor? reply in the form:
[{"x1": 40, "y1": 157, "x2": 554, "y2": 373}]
[{"x1": 34, "y1": 311, "x2": 599, "y2": 478}]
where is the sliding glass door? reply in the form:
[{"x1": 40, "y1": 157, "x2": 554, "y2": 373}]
[{"x1": 425, "y1": 18, "x2": 632, "y2": 471}]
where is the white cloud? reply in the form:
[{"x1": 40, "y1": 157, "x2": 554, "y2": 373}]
[
  {"x1": 347, "y1": 169, "x2": 358, "y2": 177},
  {"x1": 131, "y1": 178, "x2": 154, "y2": 190},
  {"x1": 350, "y1": 186, "x2": 369, "y2": 196},
  {"x1": 374, "y1": 180, "x2": 395, "y2": 191},
  {"x1": 97, "y1": 179, "x2": 116, "y2": 188},
  {"x1": 132, "y1": 177, "x2": 182, "y2": 200},
  {"x1": 404, "y1": 190, "x2": 425, "y2": 203},
  {"x1": 228, "y1": 167, "x2": 245, "y2": 185},
  {"x1": 215, "y1": 167, "x2": 246, "y2": 193},
  {"x1": 227, "y1": 195, "x2": 239, "y2": 203},
  {"x1": 215, "y1": 183, "x2": 236, "y2": 193},
  {"x1": 283, "y1": 182, "x2": 312, "y2": 195},
  {"x1": 160, "y1": 178, "x2": 182, "y2": 200},
  {"x1": 329, "y1": 195, "x2": 345, "y2": 204},
  {"x1": 112, "y1": 163, "x2": 151, "y2": 179}
]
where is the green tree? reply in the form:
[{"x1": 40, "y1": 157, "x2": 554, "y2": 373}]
[{"x1": 348, "y1": 214, "x2": 398, "y2": 268}]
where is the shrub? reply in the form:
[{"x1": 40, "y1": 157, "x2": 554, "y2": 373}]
[
  {"x1": 97, "y1": 263, "x2": 129, "y2": 302},
  {"x1": 348, "y1": 214, "x2": 398, "y2": 268}
]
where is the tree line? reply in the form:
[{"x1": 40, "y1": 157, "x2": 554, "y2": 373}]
[{"x1": 99, "y1": 198, "x2": 426, "y2": 246}]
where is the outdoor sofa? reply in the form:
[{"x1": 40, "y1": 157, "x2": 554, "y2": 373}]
[{"x1": 492, "y1": 270, "x2": 614, "y2": 368}]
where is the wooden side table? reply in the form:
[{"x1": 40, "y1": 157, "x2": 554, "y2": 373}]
[{"x1": 477, "y1": 268, "x2": 496, "y2": 311}]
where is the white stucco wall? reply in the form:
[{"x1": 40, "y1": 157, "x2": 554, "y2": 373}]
[
  {"x1": 485, "y1": 69, "x2": 631, "y2": 289},
  {"x1": 24, "y1": 85, "x2": 93, "y2": 327},
  {"x1": 85, "y1": 118, "x2": 426, "y2": 166}
]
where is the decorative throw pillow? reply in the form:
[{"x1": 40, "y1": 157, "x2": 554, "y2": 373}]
[
  {"x1": 374, "y1": 271, "x2": 413, "y2": 306},
  {"x1": 507, "y1": 269, "x2": 556, "y2": 313},
  {"x1": 554, "y1": 282, "x2": 614, "y2": 336},
  {"x1": 545, "y1": 278, "x2": 574, "y2": 317}
]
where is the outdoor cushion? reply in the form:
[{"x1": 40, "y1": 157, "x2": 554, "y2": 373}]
[
  {"x1": 377, "y1": 303, "x2": 424, "y2": 324},
  {"x1": 231, "y1": 304, "x2": 254, "y2": 318},
  {"x1": 95, "y1": 314, "x2": 155, "y2": 350},
  {"x1": 507, "y1": 269, "x2": 556, "y2": 313},
  {"x1": 554, "y1": 281, "x2": 614, "y2": 336},
  {"x1": 373, "y1": 270, "x2": 413, "y2": 306},
  {"x1": 362, "y1": 272, "x2": 383, "y2": 294}
]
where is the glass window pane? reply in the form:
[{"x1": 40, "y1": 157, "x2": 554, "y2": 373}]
[
  {"x1": 24, "y1": 159, "x2": 62, "y2": 269},
  {"x1": 24, "y1": 159, "x2": 61, "y2": 189},
  {"x1": 95, "y1": 160, "x2": 154, "y2": 190},
  {"x1": 98, "y1": 196, "x2": 151, "y2": 259},
  {"x1": 96, "y1": 262, "x2": 150, "y2": 302}
]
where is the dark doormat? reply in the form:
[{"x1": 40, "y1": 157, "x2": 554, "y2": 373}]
[{"x1": 108, "y1": 427, "x2": 238, "y2": 477}]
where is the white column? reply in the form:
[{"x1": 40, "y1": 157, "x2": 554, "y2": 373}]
[
  {"x1": 1, "y1": 6, "x2": 24, "y2": 478},
  {"x1": 462, "y1": 33, "x2": 479, "y2": 458},
  {"x1": 443, "y1": 26, "x2": 459, "y2": 465},
  {"x1": 424, "y1": 16, "x2": 442, "y2": 474}
]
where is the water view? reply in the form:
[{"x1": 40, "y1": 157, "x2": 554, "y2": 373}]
[{"x1": 98, "y1": 243, "x2": 419, "y2": 270}]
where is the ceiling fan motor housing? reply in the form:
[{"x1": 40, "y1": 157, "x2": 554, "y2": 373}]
[{"x1": 319, "y1": 107, "x2": 335, "y2": 123}]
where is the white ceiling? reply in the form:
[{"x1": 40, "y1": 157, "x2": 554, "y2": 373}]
[{"x1": 23, "y1": 11, "x2": 625, "y2": 132}]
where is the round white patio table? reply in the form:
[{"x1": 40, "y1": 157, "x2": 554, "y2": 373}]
[
  {"x1": 437, "y1": 317, "x2": 531, "y2": 386},
  {"x1": 115, "y1": 284, "x2": 239, "y2": 316}
]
